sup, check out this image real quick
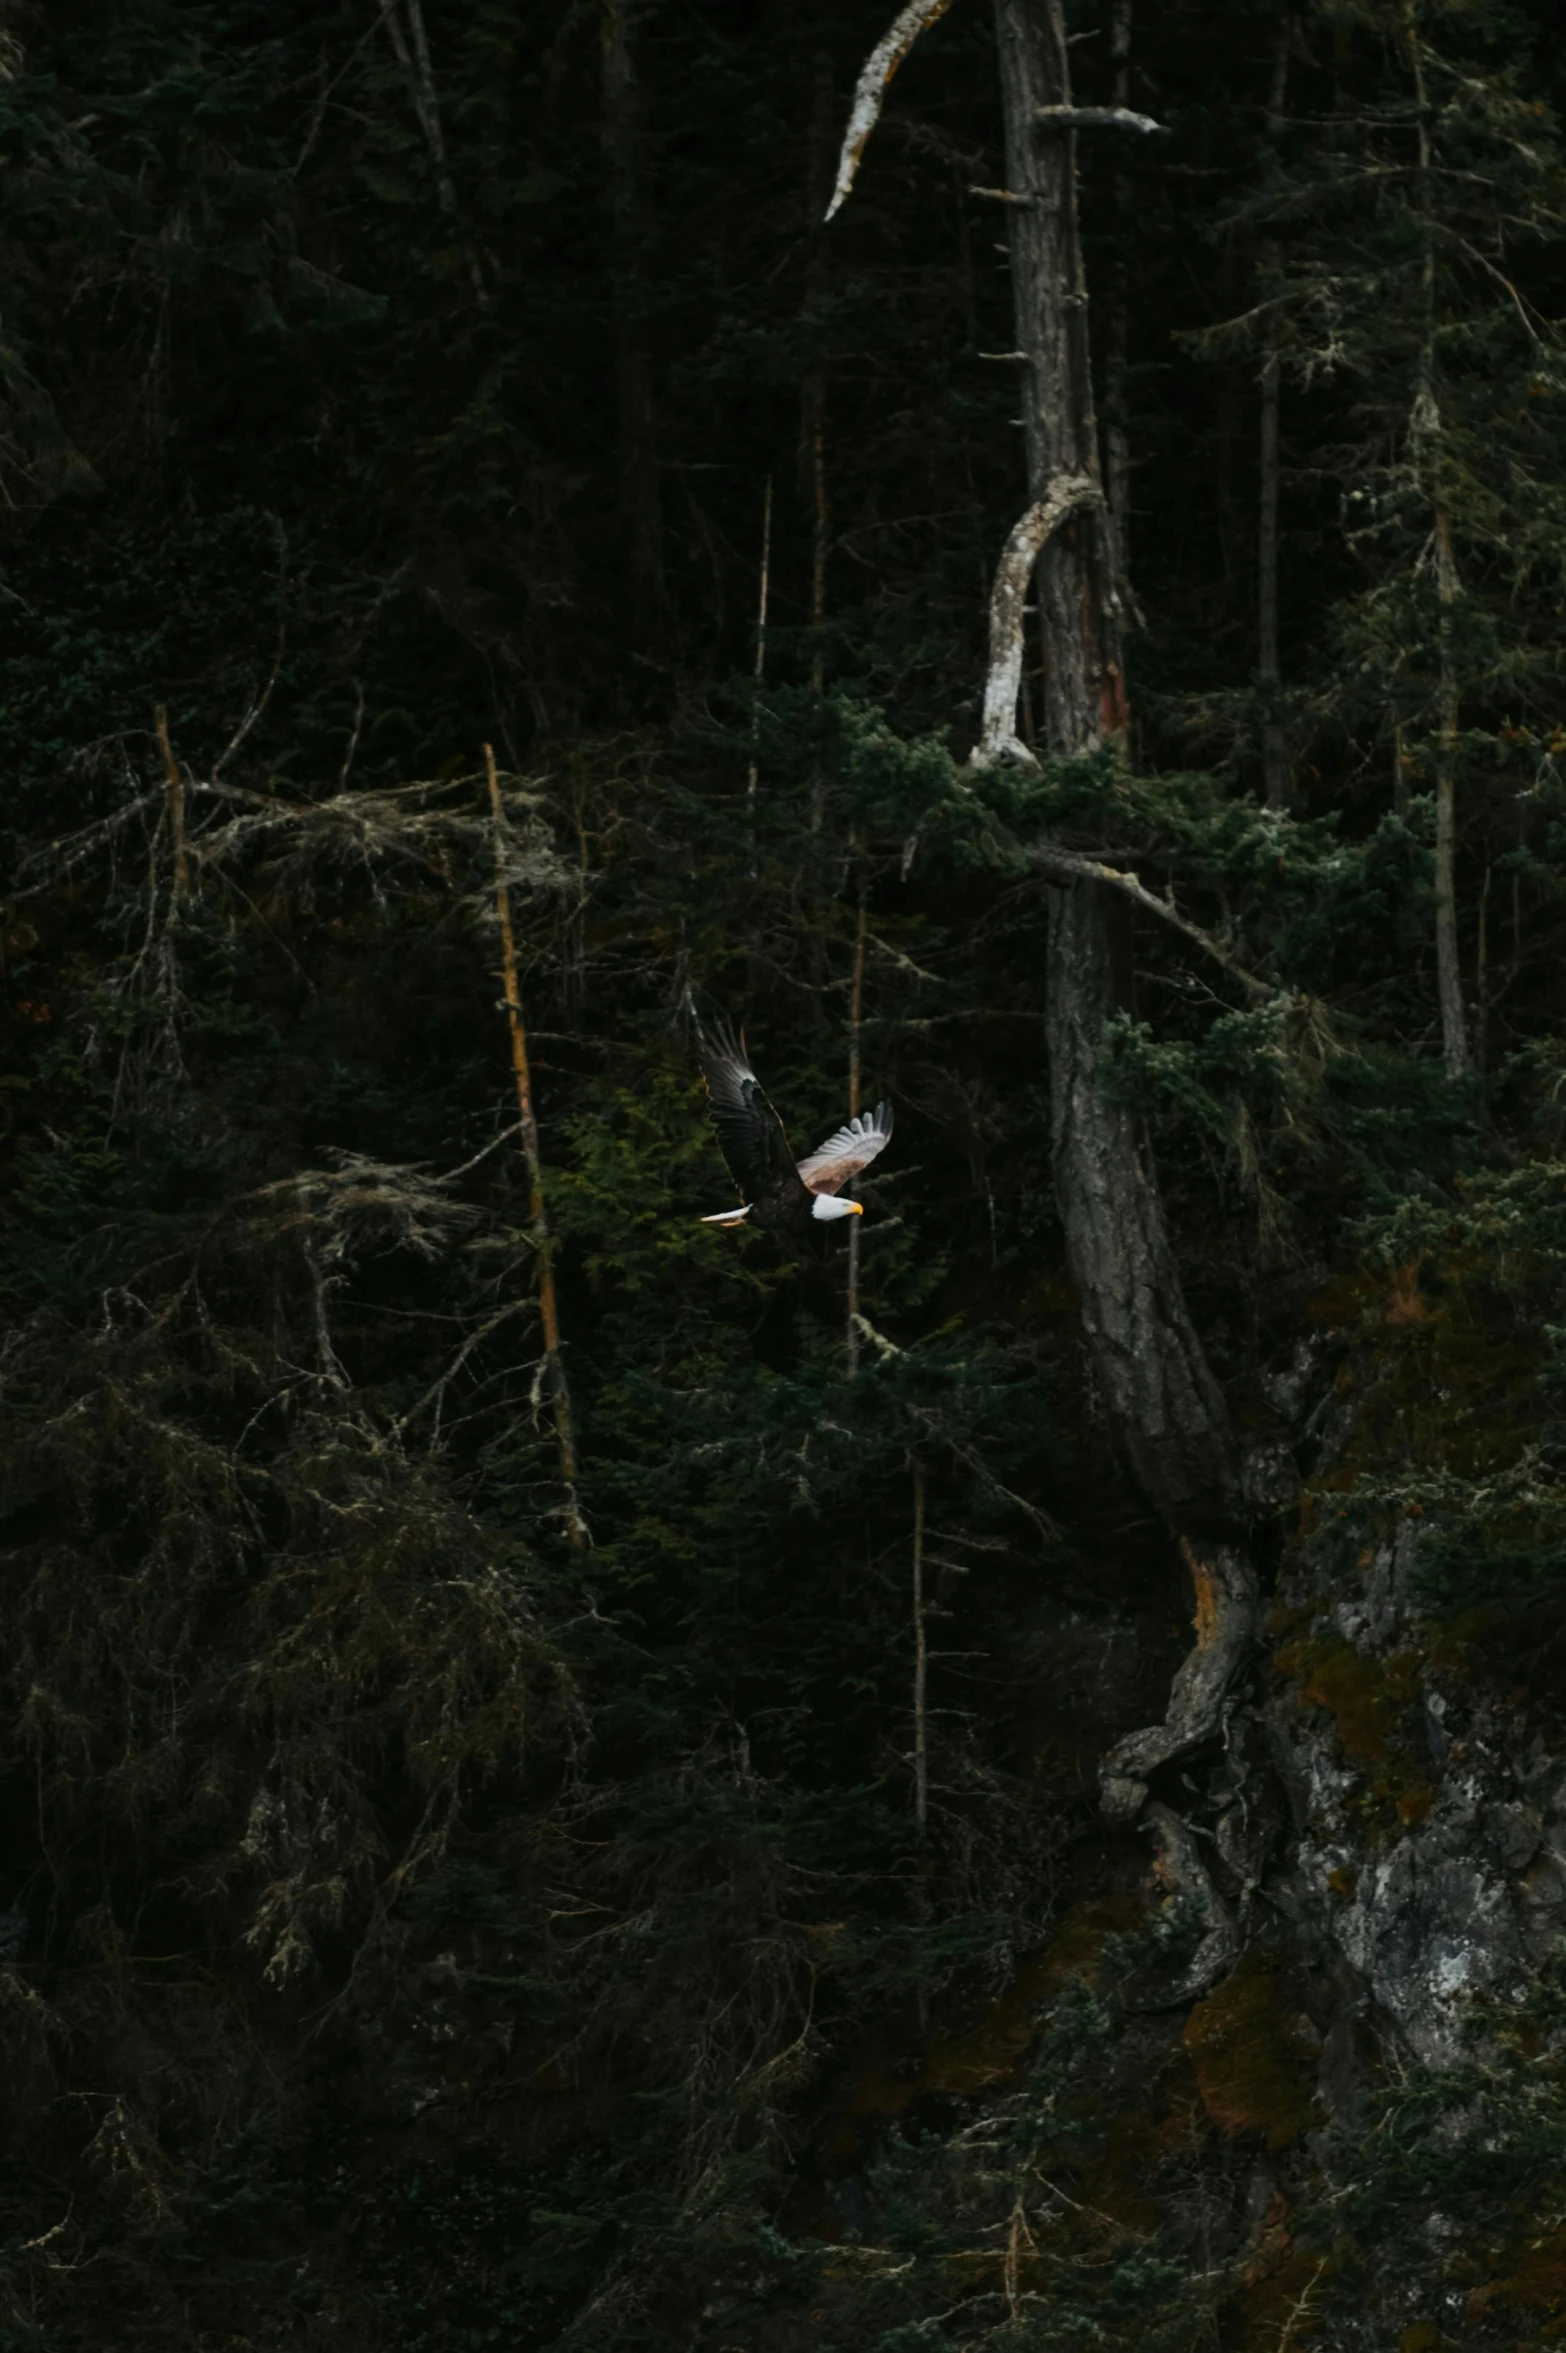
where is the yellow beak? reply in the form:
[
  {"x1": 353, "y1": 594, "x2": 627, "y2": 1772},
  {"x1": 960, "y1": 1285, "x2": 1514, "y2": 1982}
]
[{"x1": 847, "y1": 1200, "x2": 864, "y2": 1215}]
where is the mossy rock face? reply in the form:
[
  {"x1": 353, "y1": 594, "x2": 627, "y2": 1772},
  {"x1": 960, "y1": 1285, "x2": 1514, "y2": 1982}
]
[
  {"x1": 1280, "y1": 1638, "x2": 1420, "y2": 1766},
  {"x1": 1273, "y1": 1632, "x2": 1435, "y2": 1833},
  {"x1": 1307, "y1": 1255, "x2": 1545, "y2": 1495},
  {"x1": 1182, "y1": 1950, "x2": 1322, "y2": 2152}
]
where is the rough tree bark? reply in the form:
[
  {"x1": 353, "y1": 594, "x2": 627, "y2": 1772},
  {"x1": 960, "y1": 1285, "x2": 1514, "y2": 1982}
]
[{"x1": 602, "y1": 0, "x2": 667, "y2": 646}]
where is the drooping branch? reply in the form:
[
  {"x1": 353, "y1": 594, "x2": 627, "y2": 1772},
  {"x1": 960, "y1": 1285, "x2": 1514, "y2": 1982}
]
[
  {"x1": 968, "y1": 475, "x2": 1101, "y2": 767},
  {"x1": 1023, "y1": 844, "x2": 1273, "y2": 1002},
  {"x1": 824, "y1": 0, "x2": 956, "y2": 222}
]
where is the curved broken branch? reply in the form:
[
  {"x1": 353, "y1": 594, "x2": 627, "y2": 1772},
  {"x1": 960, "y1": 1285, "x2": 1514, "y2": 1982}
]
[
  {"x1": 968, "y1": 475, "x2": 1102, "y2": 767},
  {"x1": 825, "y1": 0, "x2": 957, "y2": 222},
  {"x1": 1101, "y1": 1538, "x2": 1260, "y2": 1824}
]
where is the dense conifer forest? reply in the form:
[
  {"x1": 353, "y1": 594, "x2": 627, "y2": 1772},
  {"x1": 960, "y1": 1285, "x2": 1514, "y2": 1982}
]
[{"x1": 5, "y1": 0, "x2": 1566, "y2": 2343}]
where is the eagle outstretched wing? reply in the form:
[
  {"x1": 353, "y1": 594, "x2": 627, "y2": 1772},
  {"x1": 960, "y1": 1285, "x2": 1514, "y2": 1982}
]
[
  {"x1": 795, "y1": 1100, "x2": 894, "y2": 1196},
  {"x1": 698, "y1": 1021, "x2": 800, "y2": 1201}
]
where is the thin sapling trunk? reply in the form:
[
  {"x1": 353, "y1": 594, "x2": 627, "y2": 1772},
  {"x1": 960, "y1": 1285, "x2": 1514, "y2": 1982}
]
[{"x1": 485, "y1": 744, "x2": 587, "y2": 1547}]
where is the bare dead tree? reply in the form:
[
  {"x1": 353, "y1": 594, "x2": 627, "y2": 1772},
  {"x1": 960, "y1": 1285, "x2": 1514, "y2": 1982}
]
[{"x1": 485, "y1": 744, "x2": 587, "y2": 1548}]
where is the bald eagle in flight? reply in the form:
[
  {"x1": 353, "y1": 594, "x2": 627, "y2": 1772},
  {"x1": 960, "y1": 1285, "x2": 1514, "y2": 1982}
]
[{"x1": 698, "y1": 1022, "x2": 893, "y2": 1240}]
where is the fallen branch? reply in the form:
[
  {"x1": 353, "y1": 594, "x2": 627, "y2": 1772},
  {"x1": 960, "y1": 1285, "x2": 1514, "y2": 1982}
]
[
  {"x1": 825, "y1": 0, "x2": 956, "y2": 222},
  {"x1": 1022, "y1": 844, "x2": 1273, "y2": 1002},
  {"x1": 968, "y1": 475, "x2": 1102, "y2": 767}
]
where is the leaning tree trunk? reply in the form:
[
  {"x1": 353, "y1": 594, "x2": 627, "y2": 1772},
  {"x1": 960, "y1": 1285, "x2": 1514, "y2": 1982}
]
[{"x1": 993, "y1": 0, "x2": 1257, "y2": 1850}]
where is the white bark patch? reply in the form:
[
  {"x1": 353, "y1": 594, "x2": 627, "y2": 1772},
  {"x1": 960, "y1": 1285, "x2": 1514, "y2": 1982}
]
[
  {"x1": 825, "y1": 0, "x2": 957, "y2": 222},
  {"x1": 969, "y1": 474, "x2": 1102, "y2": 767}
]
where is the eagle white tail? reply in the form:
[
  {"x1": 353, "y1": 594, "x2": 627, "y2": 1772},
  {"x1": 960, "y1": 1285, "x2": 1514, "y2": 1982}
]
[{"x1": 698, "y1": 1205, "x2": 753, "y2": 1226}]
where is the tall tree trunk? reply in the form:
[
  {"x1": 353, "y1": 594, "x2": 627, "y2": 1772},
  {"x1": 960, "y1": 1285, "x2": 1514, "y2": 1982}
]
[
  {"x1": 1258, "y1": 11, "x2": 1290, "y2": 810},
  {"x1": 602, "y1": 0, "x2": 667, "y2": 647},
  {"x1": 993, "y1": 0, "x2": 1236, "y2": 1532}
]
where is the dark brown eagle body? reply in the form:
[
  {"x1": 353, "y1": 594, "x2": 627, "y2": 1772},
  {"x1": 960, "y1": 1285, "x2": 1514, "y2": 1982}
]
[{"x1": 697, "y1": 1021, "x2": 893, "y2": 1245}]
